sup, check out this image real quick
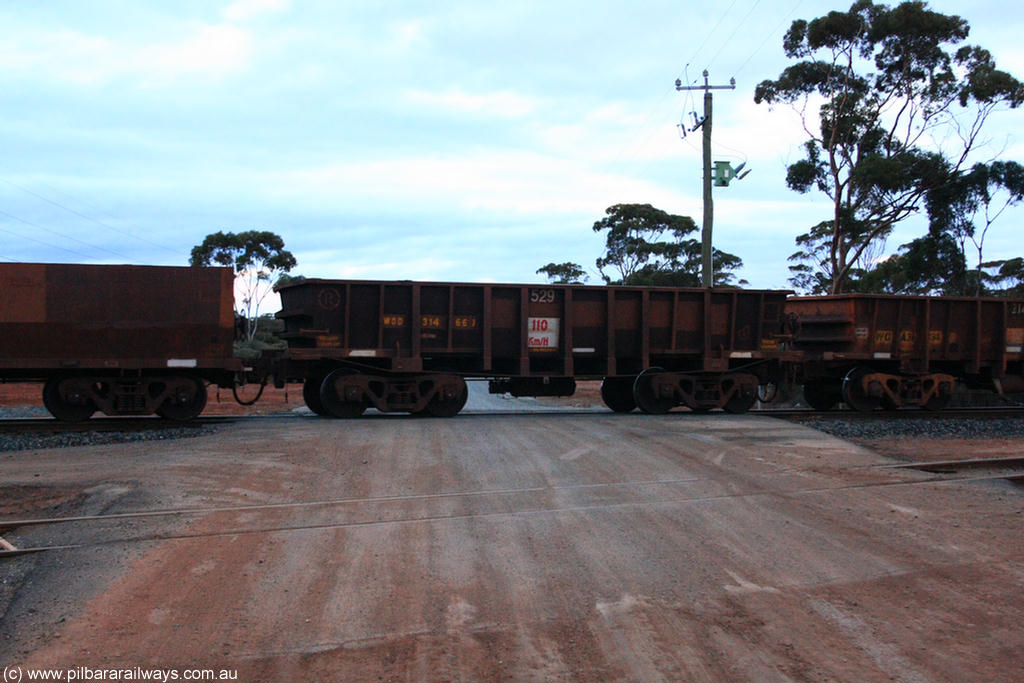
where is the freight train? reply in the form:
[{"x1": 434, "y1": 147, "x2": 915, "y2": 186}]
[{"x1": 2, "y1": 262, "x2": 1023, "y2": 421}]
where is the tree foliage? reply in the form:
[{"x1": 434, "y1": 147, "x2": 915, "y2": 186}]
[
  {"x1": 982, "y1": 257, "x2": 1024, "y2": 296},
  {"x1": 755, "y1": 0, "x2": 1024, "y2": 293},
  {"x1": 926, "y1": 160, "x2": 1024, "y2": 295},
  {"x1": 233, "y1": 314, "x2": 288, "y2": 359},
  {"x1": 189, "y1": 230, "x2": 297, "y2": 340},
  {"x1": 856, "y1": 232, "x2": 967, "y2": 294},
  {"x1": 592, "y1": 203, "x2": 744, "y2": 287},
  {"x1": 537, "y1": 262, "x2": 588, "y2": 284}
]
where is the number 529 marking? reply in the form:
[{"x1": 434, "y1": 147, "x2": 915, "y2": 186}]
[{"x1": 530, "y1": 289, "x2": 556, "y2": 303}]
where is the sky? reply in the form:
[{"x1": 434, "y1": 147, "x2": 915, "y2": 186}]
[{"x1": 2, "y1": 0, "x2": 1023, "y2": 301}]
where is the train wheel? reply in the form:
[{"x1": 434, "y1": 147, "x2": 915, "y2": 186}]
[
  {"x1": 320, "y1": 368, "x2": 367, "y2": 419},
  {"x1": 842, "y1": 367, "x2": 881, "y2": 412},
  {"x1": 42, "y1": 377, "x2": 95, "y2": 422},
  {"x1": 303, "y1": 374, "x2": 329, "y2": 416},
  {"x1": 425, "y1": 377, "x2": 468, "y2": 418},
  {"x1": 802, "y1": 382, "x2": 839, "y2": 411},
  {"x1": 156, "y1": 377, "x2": 208, "y2": 421},
  {"x1": 600, "y1": 376, "x2": 637, "y2": 413},
  {"x1": 633, "y1": 368, "x2": 675, "y2": 415},
  {"x1": 723, "y1": 381, "x2": 757, "y2": 414},
  {"x1": 923, "y1": 391, "x2": 952, "y2": 411}
]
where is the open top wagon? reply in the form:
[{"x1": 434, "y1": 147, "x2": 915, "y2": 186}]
[
  {"x1": 789, "y1": 294, "x2": 1024, "y2": 411},
  {"x1": 274, "y1": 279, "x2": 796, "y2": 417},
  {"x1": 0, "y1": 263, "x2": 240, "y2": 420}
]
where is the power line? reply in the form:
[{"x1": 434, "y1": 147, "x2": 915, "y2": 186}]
[
  {"x1": 711, "y1": 137, "x2": 749, "y2": 163},
  {"x1": 0, "y1": 209, "x2": 132, "y2": 260},
  {"x1": 605, "y1": 84, "x2": 678, "y2": 169},
  {"x1": 704, "y1": 0, "x2": 763, "y2": 72},
  {"x1": 0, "y1": 223, "x2": 104, "y2": 261},
  {"x1": 732, "y1": 0, "x2": 806, "y2": 78},
  {"x1": 678, "y1": 0, "x2": 741, "y2": 78},
  {"x1": 2, "y1": 179, "x2": 180, "y2": 256}
]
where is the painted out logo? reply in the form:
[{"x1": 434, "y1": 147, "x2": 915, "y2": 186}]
[{"x1": 317, "y1": 288, "x2": 341, "y2": 310}]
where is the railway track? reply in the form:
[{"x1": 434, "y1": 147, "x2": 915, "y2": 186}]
[
  {"x1": 3, "y1": 404, "x2": 1024, "y2": 432},
  {"x1": 0, "y1": 415, "x2": 241, "y2": 435},
  {"x1": 767, "y1": 406, "x2": 1024, "y2": 420},
  {"x1": 3, "y1": 453, "x2": 1021, "y2": 558}
]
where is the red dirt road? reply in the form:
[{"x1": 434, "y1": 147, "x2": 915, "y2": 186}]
[{"x1": 2, "y1": 412, "x2": 1023, "y2": 682}]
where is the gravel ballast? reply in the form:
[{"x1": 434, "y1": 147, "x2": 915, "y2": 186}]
[
  {"x1": 793, "y1": 414, "x2": 1024, "y2": 440},
  {"x1": 0, "y1": 424, "x2": 215, "y2": 453}
]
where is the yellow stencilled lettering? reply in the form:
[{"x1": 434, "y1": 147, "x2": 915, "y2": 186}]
[
  {"x1": 899, "y1": 330, "x2": 916, "y2": 351},
  {"x1": 382, "y1": 315, "x2": 406, "y2": 328},
  {"x1": 316, "y1": 335, "x2": 341, "y2": 348}
]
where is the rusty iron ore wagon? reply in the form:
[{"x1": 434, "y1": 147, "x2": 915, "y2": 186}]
[
  {"x1": 0, "y1": 263, "x2": 239, "y2": 420},
  {"x1": 9, "y1": 263, "x2": 1024, "y2": 421},
  {"x1": 789, "y1": 294, "x2": 1024, "y2": 411},
  {"x1": 274, "y1": 279, "x2": 796, "y2": 417}
]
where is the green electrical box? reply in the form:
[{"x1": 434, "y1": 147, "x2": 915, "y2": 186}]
[{"x1": 713, "y1": 161, "x2": 736, "y2": 187}]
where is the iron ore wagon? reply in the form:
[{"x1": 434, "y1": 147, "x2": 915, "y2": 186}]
[
  {"x1": 274, "y1": 279, "x2": 796, "y2": 417},
  {"x1": 0, "y1": 262, "x2": 239, "y2": 420},
  {"x1": 789, "y1": 294, "x2": 1024, "y2": 411}
]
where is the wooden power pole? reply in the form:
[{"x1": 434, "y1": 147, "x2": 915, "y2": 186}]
[{"x1": 675, "y1": 71, "x2": 735, "y2": 288}]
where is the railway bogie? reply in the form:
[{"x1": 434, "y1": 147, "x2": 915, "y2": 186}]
[
  {"x1": 317, "y1": 369, "x2": 468, "y2": 418},
  {"x1": 39, "y1": 373, "x2": 211, "y2": 421}
]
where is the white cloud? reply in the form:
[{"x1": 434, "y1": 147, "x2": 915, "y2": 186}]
[
  {"x1": 536, "y1": 117, "x2": 684, "y2": 166},
  {"x1": 404, "y1": 87, "x2": 539, "y2": 119},
  {"x1": 0, "y1": 24, "x2": 254, "y2": 86},
  {"x1": 389, "y1": 21, "x2": 426, "y2": 51},
  {"x1": 0, "y1": 29, "x2": 115, "y2": 85},
  {"x1": 223, "y1": 0, "x2": 290, "y2": 22},
  {"x1": 143, "y1": 25, "x2": 253, "y2": 83},
  {"x1": 278, "y1": 150, "x2": 692, "y2": 217}
]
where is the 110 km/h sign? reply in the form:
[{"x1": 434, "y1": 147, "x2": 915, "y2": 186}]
[{"x1": 527, "y1": 317, "x2": 559, "y2": 351}]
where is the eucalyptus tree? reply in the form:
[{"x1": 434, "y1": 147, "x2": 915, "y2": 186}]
[
  {"x1": 755, "y1": 0, "x2": 1024, "y2": 293},
  {"x1": 190, "y1": 230, "x2": 297, "y2": 340},
  {"x1": 592, "y1": 203, "x2": 744, "y2": 287},
  {"x1": 537, "y1": 262, "x2": 589, "y2": 284},
  {"x1": 926, "y1": 160, "x2": 1024, "y2": 295}
]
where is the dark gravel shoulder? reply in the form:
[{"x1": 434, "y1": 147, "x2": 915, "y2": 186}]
[
  {"x1": 789, "y1": 414, "x2": 1024, "y2": 441},
  {"x1": 0, "y1": 425, "x2": 216, "y2": 453}
]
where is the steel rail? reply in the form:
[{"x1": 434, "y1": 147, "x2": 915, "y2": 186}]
[{"x1": 3, "y1": 468, "x2": 1020, "y2": 558}]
